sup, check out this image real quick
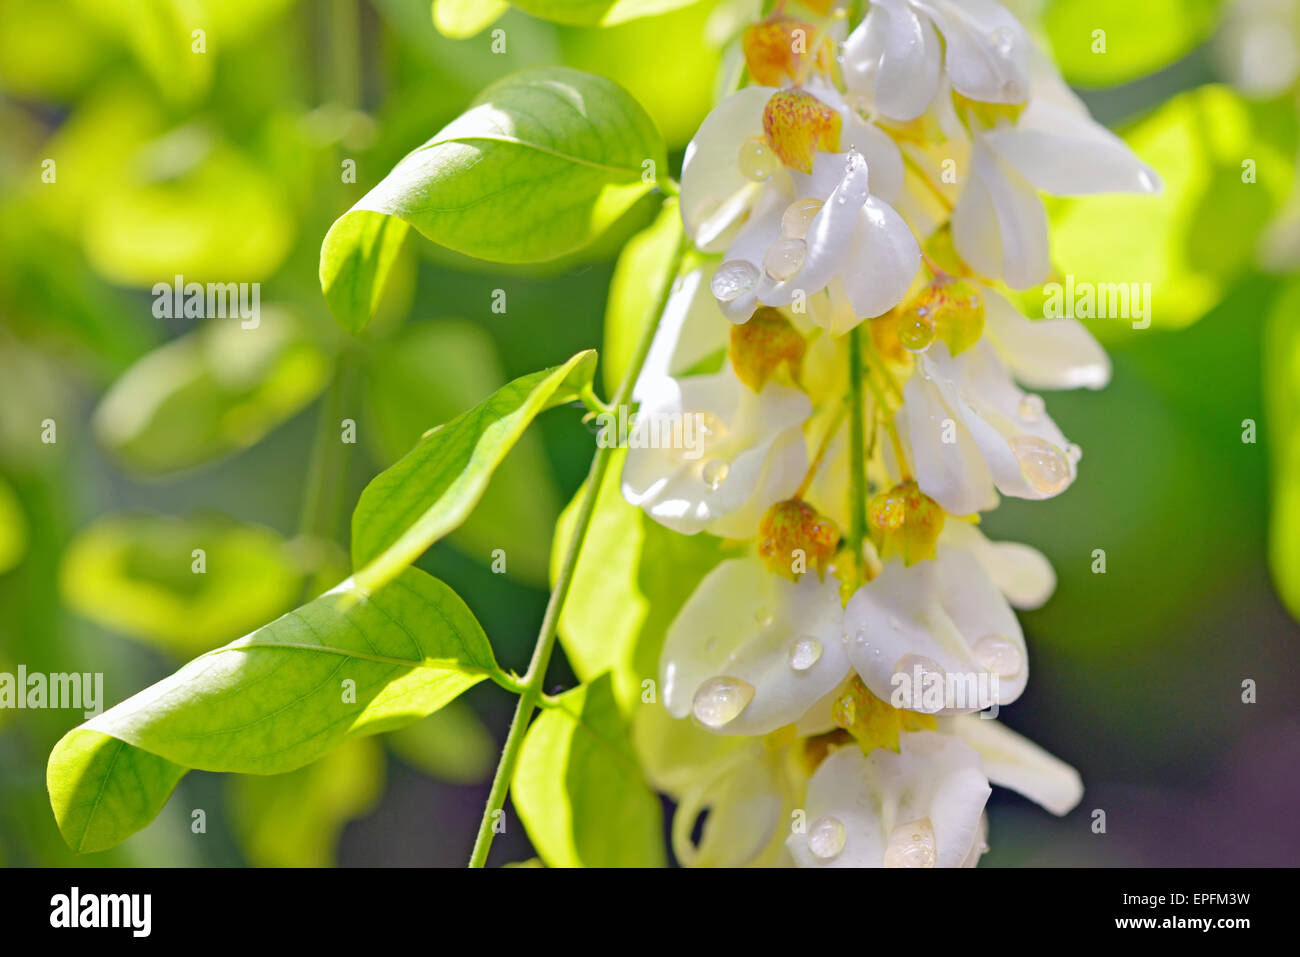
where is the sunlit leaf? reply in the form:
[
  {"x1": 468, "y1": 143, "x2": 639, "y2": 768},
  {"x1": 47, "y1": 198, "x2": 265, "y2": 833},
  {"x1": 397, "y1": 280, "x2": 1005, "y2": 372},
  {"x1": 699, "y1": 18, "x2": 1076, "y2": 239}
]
[
  {"x1": 320, "y1": 67, "x2": 665, "y2": 328},
  {"x1": 362, "y1": 321, "x2": 562, "y2": 585},
  {"x1": 513, "y1": 673, "x2": 665, "y2": 867},
  {"x1": 433, "y1": 0, "x2": 508, "y2": 37},
  {"x1": 351, "y1": 350, "x2": 596, "y2": 594},
  {"x1": 1042, "y1": 0, "x2": 1224, "y2": 88},
  {"x1": 48, "y1": 567, "x2": 496, "y2": 853},
  {"x1": 93, "y1": 310, "x2": 331, "y2": 476},
  {"x1": 59, "y1": 513, "x2": 303, "y2": 657},
  {"x1": 510, "y1": 0, "x2": 701, "y2": 28}
]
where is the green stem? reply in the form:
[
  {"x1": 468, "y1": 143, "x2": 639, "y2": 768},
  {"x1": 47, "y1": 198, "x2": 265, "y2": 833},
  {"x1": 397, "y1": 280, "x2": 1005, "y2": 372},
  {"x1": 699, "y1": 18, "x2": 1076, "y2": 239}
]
[
  {"x1": 297, "y1": 354, "x2": 357, "y2": 544},
  {"x1": 847, "y1": 326, "x2": 869, "y2": 577},
  {"x1": 467, "y1": 230, "x2": 689, "y2": 868}
]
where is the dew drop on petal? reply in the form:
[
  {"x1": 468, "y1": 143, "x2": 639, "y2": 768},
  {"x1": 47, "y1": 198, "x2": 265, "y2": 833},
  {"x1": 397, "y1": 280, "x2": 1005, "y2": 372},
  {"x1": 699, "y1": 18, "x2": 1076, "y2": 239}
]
[
  {"x1": 711, "y1": 260, "x2": 760, "y2": 303},
  {"x1": 763, "y1": 237, "x2": 807, "y2": 281},
  {"x1": 702, "y1": 458, "x2": 730, "y2": 489},
  {"x1": 1017, "y1": 393, "x2": 1045, "y2": 421},
  {"x1": 738, "y1": 135, "x2": 780, "y2": 182},
  {"x1": 808, "y1": 816, "x2": 846, "y2": 859},
  {"x1": 883, "y1": 817, "x2": 936, "y2": 868},
  {"x1": 892, "y1": 653, "x2": 946, "y2": 712},
  {"x1": 898, "y1": 312, "x2": 935, "y2": 353},
  {"x1": 972, "y1": 634, "x2": 1022, "y2": 676},
  {"x1": 990, "y1": 26, "x2": 1016, "y2": 58},
  {"x1": 781, "y1": 198, "x2": 824, "y2": 240},
  {"x1": 755, "y1": 605, "x2": 774, "y2": 627},
  {"x1": 691, "y1": 676, "x2": 755, "y2": 728},
  {"x1": 1009, "y1": 435, "x2": 1072, "y2": 495},
  {"x1": 788, "y1": 635, "x2": 823, "y2": 671},
  {"x1": 1066, "y1": 442, "x2": 1082, "y2": 464}
]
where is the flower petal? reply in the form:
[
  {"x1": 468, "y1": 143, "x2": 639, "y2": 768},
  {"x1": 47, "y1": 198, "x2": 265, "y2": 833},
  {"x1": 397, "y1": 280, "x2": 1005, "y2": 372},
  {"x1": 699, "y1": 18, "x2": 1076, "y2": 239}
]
[
  {"x1": 947, "y1": 714, "x2": 1084, "y2": 815},
  {"x1": 983, "y1": 289, "x2": 1111, "y2": 390},
  {"x1": 941, "y1": 520, "x2": 1056, "y2": 609},
  {"x1": 838, "y1": 196, "x2": 922, "y2": 319},
  {"x1": 899, "y1": 369, "x2": 1000, "y2": 516},
  {"x1": 844, "y1": 0, "x2": 943, "y2": 121},
  {"x1": 923, "y1": 0, "x2": 1031, "y2": 105},
  {"x1": 661, "y1": 556, "x2": 852, "y2": 735}
]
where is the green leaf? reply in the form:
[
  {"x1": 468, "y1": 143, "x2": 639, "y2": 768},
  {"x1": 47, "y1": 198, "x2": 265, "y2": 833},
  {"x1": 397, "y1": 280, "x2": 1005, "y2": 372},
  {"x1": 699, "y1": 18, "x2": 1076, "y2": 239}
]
[
  {"x1": 1265, "y1": 280, "x2": 1300, "y2": 624},
  {"x1": 229, "y1": 737, "x2": 385, "y2": 867},
  {"x1": 319, "y1": 210, "x2": 409, "y2": 335},
  {"x1": 513, "y1": 673, "x2": 665, "y2": 867},
  {"x1": 510, "y1": 0, "x2": 701, "y2": 28},
  {"x1": 351, "y1": 349, "x2": 596, "y2": 594},
  {"x1": 602, "y1": 200, "x2": 682, "y2": 396},
  {"x1": 554, "y1": 447, "x2": 738, "y2": 713},
  {"x1": 1042, "y1": 0, "x2": 1224, "y2": 88},
  {"x1": 319, "y1": 67, "x2": 665, "y2": 328},
  {"x1": 93, "y1": 309, "x2": 331, "y2": 475},
  {"x1": 47, "y1": 567, "x2": 495, "y2": 853},
  {"x1": 362, "y1": 321, "x2": 562, "y2": 585},
  {"x1": 433, "y1": 0, "x2": 508, "y2": 37},
  {"x1": 58, "y1": 513, "x2": 303, "y2": 658}
]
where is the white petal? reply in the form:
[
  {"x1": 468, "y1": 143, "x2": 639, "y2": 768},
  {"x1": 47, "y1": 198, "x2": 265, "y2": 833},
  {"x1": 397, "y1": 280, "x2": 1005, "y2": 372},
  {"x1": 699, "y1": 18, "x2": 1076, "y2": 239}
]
[
  {"x1": 983, "y1": 289, "x2": 1111, "y2": 390},
  {"x1": 671, "y1": 746, "x2": 788, "y2": 867},
  {"x1": 968, "y1": 141, "x2": 1051, "y2": 289},
  {"x1": 680, "y1": 86, "x2": 777, "y2": 251},
  {"x1": 633, "y1": 269, "x2": 730, "y2": 401},
  {"x1": 923, "y1": 0, "x2": 1031, "y2": 105},
  {"x1": 941, "y1": 520, "x2": 1056, "y2": 609},
  {"x1": 661, "y1": 557, "x2": 852, "y2": 735},
  {"x1": 845, "y1": 0, "x2": 943, "y2": 121},
  {"x1": 947, "y1": 714, "x2": 1084, "y2": 815},
  {"x1": 787, "y1": 731, "x2": 990, "y2": 867},
  {"x1": 838, "y1": 196, "x2": 922, "y2": 319},
  {"x1": 714, "y1": 183, "x2": 793, "y2": 323},
  {"x1": 844, "y1": 542, "x2": 1029, "y2": 712},
  {"x1": 899, "y1": 369, "x2": 999, "y2": 516}
]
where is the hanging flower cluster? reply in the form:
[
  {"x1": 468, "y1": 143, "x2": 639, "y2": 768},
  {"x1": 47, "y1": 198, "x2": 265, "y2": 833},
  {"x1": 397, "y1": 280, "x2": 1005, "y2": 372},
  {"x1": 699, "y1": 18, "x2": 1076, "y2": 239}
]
[{"x1": 622, "y1": 0, "x2": 1160, "y2": 867}]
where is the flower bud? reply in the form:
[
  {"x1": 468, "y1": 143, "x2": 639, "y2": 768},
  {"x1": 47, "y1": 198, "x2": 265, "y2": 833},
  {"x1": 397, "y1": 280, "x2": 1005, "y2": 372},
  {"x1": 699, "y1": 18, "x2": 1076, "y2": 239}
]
[
  {"x1": 896, "y1": 275, "x2": 985, "y2": 357},
  {"x1": 730, "y1": 307, "x2": 806, "y2": 391},
  {"x1": 742, "y1": 17, "x2": 824, "y2": 87},
  {"x1": 868, "y1": 481, "x2": 945, "y2": 566},
  {"x1": 762, "y1": 89, "x2": 841, "y2": 174},
  {"x1": 757, "y1": 498, "x2": 839, "y2": 581},
  {"x1": 831, "y1": 675, "x2": 935, "y2": 754}
]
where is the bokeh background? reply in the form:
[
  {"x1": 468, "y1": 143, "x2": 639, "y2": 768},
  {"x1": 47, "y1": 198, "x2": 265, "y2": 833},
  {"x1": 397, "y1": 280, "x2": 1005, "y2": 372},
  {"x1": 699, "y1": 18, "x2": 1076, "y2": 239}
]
[{"x1": 1, "y1": 0, "x2": 1297, "y2": 867}]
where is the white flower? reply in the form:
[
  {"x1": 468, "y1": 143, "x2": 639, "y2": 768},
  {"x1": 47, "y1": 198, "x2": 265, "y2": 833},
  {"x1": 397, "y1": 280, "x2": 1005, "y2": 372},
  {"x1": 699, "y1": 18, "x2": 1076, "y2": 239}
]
[
  {"x1": 787, "y1": 722, "x2": 1082, "y2": 867},
  {"x1": 679, "y1": 84, "x2": 920, "y2": 330},
  {"x1": 621, "y1": 362, "x2": 810, "y2": 536},
  {"x1": 660, "y1": 556, "x2": 852, "y2": 735},
  {"x1": 843, "y1": 0, "x2": 1032, "y2": 122},
  {"x1": 632, "y1": 267, "x2": 730, "y2": 401},
  {"x1": 898, "y1": 335, "x2": 1081, "y2": 516},
  {"x1": 843, "y1": 520, "x2": 1053, "y2": 713},
  {"x1": 951, "y1": 51, "x2": 1163, "y2": 288}
]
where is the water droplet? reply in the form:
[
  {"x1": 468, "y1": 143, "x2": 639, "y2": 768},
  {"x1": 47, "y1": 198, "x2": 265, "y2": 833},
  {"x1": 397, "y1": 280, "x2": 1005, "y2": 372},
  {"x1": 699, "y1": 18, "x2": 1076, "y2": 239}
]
[
  {"x1": 702, "y1": 458, "x2": 730, "y2": 489},
  {"x1": 1009, "y1": 435, "x2": 1072, "y2": 495},
  {"x1": 888, "y1": 616, "x2": 902, "y2": 632},
  {"x1": 1066, "y1": 442, "x2": 1082, "y2": 464},
  {"x1": 883, "y1": 817, "x2": 936, "y2": 868},
  {"x1": 1017, "y1": 393, "x2": 1045, "y2": 421},
  {"x1": 755, "y1": 606, "x2": 774, "y2": 627},
  {"x1": 762, "y1": 237, "x2": 806, "y2": 281},
  {"x1": 808, "y1": 816, "x2": 846, "y2": 859},
  {"x1": 892, "y1": 654, "x2": 946, "y2": 712},
  {"x1": 691, "y1": 676, "x2": 755, "y2": 728},
  {"x1": 738, "y1": 135, "x2": 780, "y2": 182},
  {"x1": 781, "y1": 198, "x2": 824, "y2": 240},
  {"x1": 898, "y1": 313, "x2": 935, "y2": 353},
  {"x1": 972, "y1": 634, "x2": 1021, "y2": 676},
  {"x1": 990, "y1": 26, "x2": 1016, "y2": 58},
  {"x1": 710, "y1": 260, "x2": 760, "y2": 303},
  {"x1": 788, "y1": 636, "x2": 823, "y2": 671}
]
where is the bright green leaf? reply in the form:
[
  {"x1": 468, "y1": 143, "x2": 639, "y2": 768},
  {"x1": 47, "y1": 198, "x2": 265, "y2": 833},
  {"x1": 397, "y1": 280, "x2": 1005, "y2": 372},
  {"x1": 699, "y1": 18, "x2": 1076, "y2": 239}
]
[
  {"x1": 319, "y1": 66, "x2": 665, "y2": 329},
  {"x1": 510, "y1": 0, "x2": 700, "y2": 28},
  {"x1": 47, "y1": 567, "x2": 495, "y2": 853},
  {"x1": 59, "y1": 513, "x2": 303, "y2": 657},
  {"x1": 554, "y1": 447, "x2": 738, "y2": 713},
  {"x1": 319, "y1": 210, "x2": 409, "y2": 335},
  {"x1": 93, "y1": 309, "x2": 331, "y2": 475},
  {"x1": 351, "y1": 349, "x2": 596, "y2": 594},
  {"x1": 362, "y1": 320, "x2": 562, "y2": 585},
  {"x1": 513, "y1": 673, "x2": 665, "y2": 867},
  {"x1": 433, "y1": 0, "x2": 508, "y2": 37},
  {"x1": 1043, "y1": 0, "x2": 1224, "y2": 88}
]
